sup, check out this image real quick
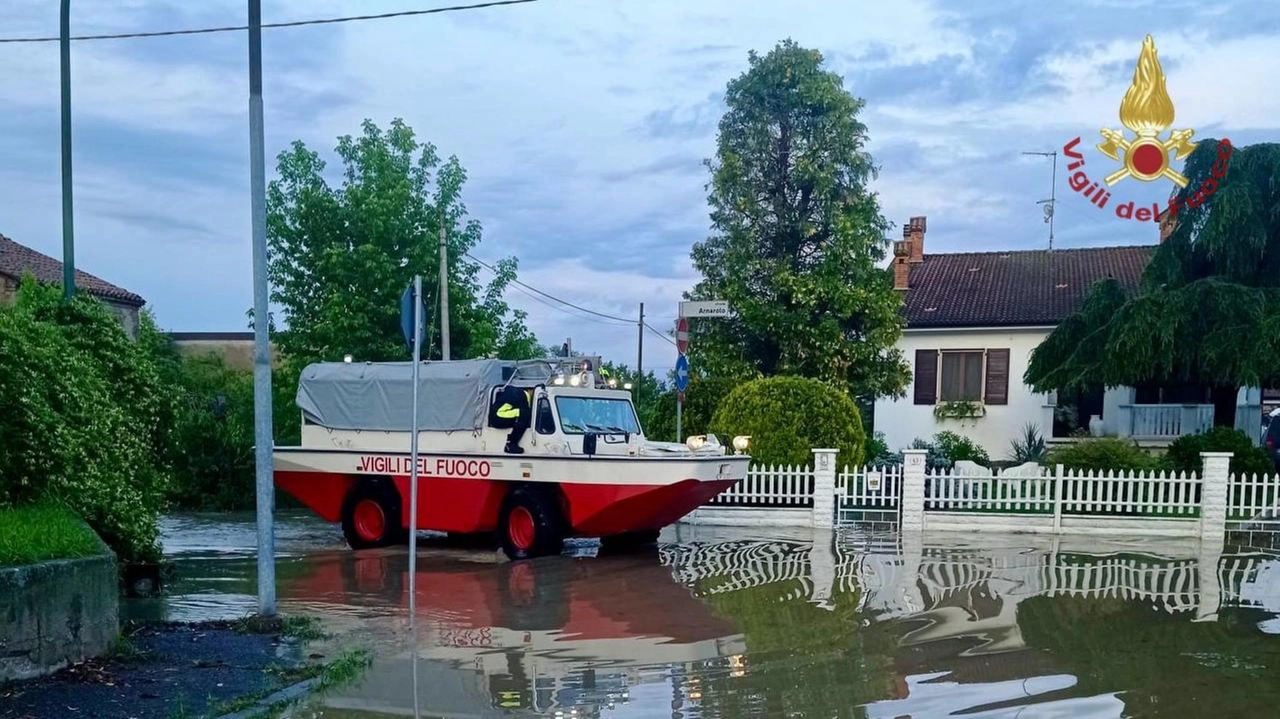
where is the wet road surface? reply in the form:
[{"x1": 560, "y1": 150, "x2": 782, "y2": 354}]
[{"x1": 135, "y1": 513, "x2": 1280, "y2": 718}]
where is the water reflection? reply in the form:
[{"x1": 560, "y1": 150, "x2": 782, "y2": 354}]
[{"x1": 138, "y1": 515, "x2": 1280, "y2": 718}]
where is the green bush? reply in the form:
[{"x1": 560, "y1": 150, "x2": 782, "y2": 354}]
[
  {"x1": 1165, "y1": 427, "x2": 1275, "y2": 477},
  {"x1": 163, "y1": 354, "x2": 258, "y2": 510},
  {"x1": 1045, "y1": 437, "x2": 1159, "y2": 473},
  {"x1": 934, "y1": 431, "x2": 991, "y2": 467},
  {"x1": 0, "y1": 278, "x2": 173, "y2": 562},
  {"x1": 708, "y1": 376, "x2": 865, "y2": 467},
  {"x1": 646, "y1": 375, "x2": 738, "y2": 443}
]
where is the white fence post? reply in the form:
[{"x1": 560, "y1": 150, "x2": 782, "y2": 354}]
[
  {"x1": 1199, "y1": 451, "x2": 1233, "y2": 543},
  {"x1": 1053, "y1": 463, "x2": 1064, "y2": 533},
  {"x1": 811, "y1": 449, "x2": 839, "y2": 529},
  {"x1": 901, "y1": 449, "x2": 927, "y2": 531}
]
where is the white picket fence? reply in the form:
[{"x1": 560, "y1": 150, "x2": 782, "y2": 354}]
[
  {"x1": 1229, "y1": 472, "x2": 1280, "y2": 522},
  {"x1": 686, "y1": 447, "x2": 1280, "y2": 538},
  {"x1": 924, "y1": 468, "x2": 1203, "y2": 517},
  {"x1": 708, "y1": 463, "x2": 813, "y2": 507}
]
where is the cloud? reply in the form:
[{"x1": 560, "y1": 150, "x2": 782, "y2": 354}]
[{"x1": 0, "y1": 0, "x2": 1277, "y2": 370}]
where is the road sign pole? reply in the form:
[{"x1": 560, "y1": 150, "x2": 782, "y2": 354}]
[
  {"x1": 676, "y1": 392, "x2": 683, "y2": 443},
  {"x1": 408, "y1": 274, "x2": 422, "y2": 622}
]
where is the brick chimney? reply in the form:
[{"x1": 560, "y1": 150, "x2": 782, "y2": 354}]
[
  {"x1": 892, "y1": 240, "x2": 911, "y2": 290},
  {"x1": 905, "y1": 216, "x2": 926, "y2": 262},
  {"x1": 1158, "y1": 206, "x2": 1177, "y2": 242}
]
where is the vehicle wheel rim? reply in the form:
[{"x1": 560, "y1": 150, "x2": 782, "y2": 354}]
[
  {"x1": 354, "y1": 499, "x2": 386, "y2": 542},
  {"x1": 508, "y1": 506, "x2": 536, "y2": 551}
]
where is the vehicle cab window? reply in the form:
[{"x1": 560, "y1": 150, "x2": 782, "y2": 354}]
[{"x1": 535, "y1": 397, "x2": 556, "y2": 434}]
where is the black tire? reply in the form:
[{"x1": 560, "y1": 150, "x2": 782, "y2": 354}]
[
  {"x1": 600, "y1": 529, "x2": 661, "y2": 553},
  {"x1": 341, "y1": 479, "x2": 406, "y2": 550},
  {"x1": 498, "y1": 485, "x2": 565, "y2": 560}
]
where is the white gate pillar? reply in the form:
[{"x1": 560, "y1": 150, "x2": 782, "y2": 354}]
[
  {"x1": 901, "y1": 449, "x2": 928, "y2": 532},
  {"x1": 811, "y1": 449, "x2": 839, "y2": 529},
  {"x1": 1199, "y1": 451, "x2": 1233, "y2": 544}
]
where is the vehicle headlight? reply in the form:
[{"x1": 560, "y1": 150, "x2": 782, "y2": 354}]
[
  {"x1": 553, "y1": 375, "x2": 564, "y2": 385},
  {"x1": 685, "y1": 435, "x2": 706, "y2": 451},
  {"x1": 569, "y1": 374, "x2": 580, "y2": 386},
  {"x1": 732, "y1": 435, "x2": 751, "y2": 452},
  {"x1": 607, "y1": 378, "x2": 617, "y2": 388},
  {"x1": 623, "y1": 382, "x2": 633, "y2": 390}
]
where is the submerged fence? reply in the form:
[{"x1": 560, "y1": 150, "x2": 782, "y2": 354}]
[{"x1": 686, "y1": 448, "x2": 1280, "y2": 540}]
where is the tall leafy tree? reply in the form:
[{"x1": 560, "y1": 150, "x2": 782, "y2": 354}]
[
  {"x1": 266, "y1": 118, "x2": 541, "y2": 364},
  {"x1": 1025, "y1": 140, "x2": 1280, "y2": 426},
  {"x1": 685, "y1": 39, "x2": 909, "y2": 401}
]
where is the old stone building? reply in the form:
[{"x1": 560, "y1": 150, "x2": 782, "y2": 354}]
[{"x1": 0, "y1": 234, "x2": 146, "y2": 336}]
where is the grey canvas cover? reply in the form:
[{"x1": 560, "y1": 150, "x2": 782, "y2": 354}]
[{"x1": 296, "y1": 359, "x2": 522, "y2": 432}]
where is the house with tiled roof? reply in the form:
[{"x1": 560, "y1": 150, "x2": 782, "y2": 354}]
[
  {"x1": 873, "y1": 216, "x2": 1265, "y2": 456},
  {"x1": 0, "y1": 233, "x2": 146, "y2": 337}
]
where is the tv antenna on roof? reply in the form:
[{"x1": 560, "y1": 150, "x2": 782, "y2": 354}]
[{"x1": 1022, "y1": 150, "x2": 1057, "y2": 250}]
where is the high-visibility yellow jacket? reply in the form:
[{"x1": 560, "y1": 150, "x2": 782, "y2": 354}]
[{"x1": 496, "y1": 390, "x2": 532, "y2": 419}]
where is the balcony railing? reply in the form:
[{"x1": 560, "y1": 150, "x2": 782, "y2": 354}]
[{"x1": 1118, "y1": 404, "x2": 1214, "y2": 439}]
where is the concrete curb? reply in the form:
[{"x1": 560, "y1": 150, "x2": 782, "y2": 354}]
[{"x1": 214, "y1": 677, "x2": 321, "y2": 719}]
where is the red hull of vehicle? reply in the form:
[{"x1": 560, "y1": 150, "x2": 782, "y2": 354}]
[{"x1": 274, "y1": 472, "x2": 734, "y2": 538}]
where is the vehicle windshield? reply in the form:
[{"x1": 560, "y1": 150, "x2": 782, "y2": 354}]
[{"x1": 554, "y1": 396, "x2": 641, "y2": 435}]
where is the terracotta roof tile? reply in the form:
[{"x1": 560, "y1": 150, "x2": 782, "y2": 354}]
[
  {"x1": 0, "y1": 234, "x2": 145, "y2": 307},
  {"x1": 901, "y1": 245, "x2": 1155, "y2": 328}
]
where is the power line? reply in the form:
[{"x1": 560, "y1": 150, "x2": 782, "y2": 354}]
[
  {"x1": 465, "y1": 253, "x2": 681, "y2": 346},
  {"x1": 0, "y1": 0, "x2": 539, "y2": 44},
  {"x1": 464, "y1": 252, "x2": 636, "y2": 324}
]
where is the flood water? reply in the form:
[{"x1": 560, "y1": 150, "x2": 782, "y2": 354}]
[{"x1": 134, "y1": 513, "x2": 1280, "y2": 718}]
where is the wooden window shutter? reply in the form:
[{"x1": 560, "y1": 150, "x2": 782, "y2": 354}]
[
  {"x1": 984, "y1": 348, "x2": 1010, "y2": 405},
  {"x1": 913, "y1": 349, "x2": 938, "y2": 405}
]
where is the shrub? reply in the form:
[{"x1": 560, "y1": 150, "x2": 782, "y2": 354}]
[
  {"x1": 1165, "y1": 427, "x2": 1275, "y2": 477},
  {"x1": 1008, "y1": 423, "x2": 1048, "y2": 464},
  {"x1": 164, "y1": 354, "x2": 258, "y2": 511},
  {"x1": 0, "y1": 278, "x2": 172, "y2": 562},
  {"x1": 1045, "y1": 437, "x2": 1159, "y2": 473},
  {"x1": 708, "y1": 376, "x2": 866, "y2": 467},
  {"x1": 865, "y1": 431, "x2": 892, "y2": 465},
  {"x1": 934, "y1": 431, "x2": 991, "y2": 467}
]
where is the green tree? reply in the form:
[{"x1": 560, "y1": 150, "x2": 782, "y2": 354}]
[
  {"x1": 265, "y1": 118, "x2": 541, "y2": 365},
  {"x1": 685, "y1": 39, "x2": 910, "y2": 402},
  {"x1": 1025, "y1": 140, "x2": 1280, "y2": 426}
]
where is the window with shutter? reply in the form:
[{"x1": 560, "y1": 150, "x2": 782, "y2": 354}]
[
  {"x1": 984, "y1": 348, "x2": 1010, "y2": 405},
  {"x1": 940, "y1": 350, "x2": 984, "y2": 402},
  {"x1": 913, "y1": 349, "x2": 938, "y2": 405}
]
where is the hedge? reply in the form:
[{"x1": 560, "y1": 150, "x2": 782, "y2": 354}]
[
  {"x1": 0, "y1": 278, "x2": 173, "y2": 562},
  {"x1": 1165, "y1": 427, "x2": 1275, "y2": 477},
  {"x1": 708, "y1": 376, "x2": 865, "y2": 467}
]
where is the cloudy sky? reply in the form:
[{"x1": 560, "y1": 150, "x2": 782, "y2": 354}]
[{"x1": 2, "y1": 0, "x2": 1277, "y2": 374}]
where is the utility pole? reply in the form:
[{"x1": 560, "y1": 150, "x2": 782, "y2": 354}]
[
  {"x1": 1022, "y1": 150, "x2": 1057, "y2": 250},
  {"x1": 59, "y1": 0, "x2": 75, "y2": 301},
  {"x1": 636, "y1": 303, "x2": 644, "y2": 402},
  {"x1": 438, "y1": 216, "x2": 450, "y2": 361},
  {"x1": 247, "y1": 0, "x2": 276, "y2": 617}
]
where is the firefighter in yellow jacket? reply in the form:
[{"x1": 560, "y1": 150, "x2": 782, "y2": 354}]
[{"x1": 491, "y1": 385, "x2": 533, "y2": 454}]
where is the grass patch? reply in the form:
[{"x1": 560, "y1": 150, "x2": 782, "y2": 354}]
[
  {"x1": 0, "y1": 504, "x2": 103, "y2": 567},
  {"x1": 228, "y1": 614, "x2": 328, "y2": 641},
  {"x1": 206, "y1": 649, "x2": 373, "y2": 719}
]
